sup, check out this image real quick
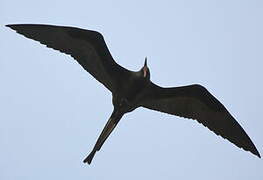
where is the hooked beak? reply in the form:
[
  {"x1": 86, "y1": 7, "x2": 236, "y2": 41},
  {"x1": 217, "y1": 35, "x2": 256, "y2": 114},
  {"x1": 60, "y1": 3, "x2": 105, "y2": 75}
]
[{"x1": 143, "y1": 57, "x2": 148, "y2": 77}]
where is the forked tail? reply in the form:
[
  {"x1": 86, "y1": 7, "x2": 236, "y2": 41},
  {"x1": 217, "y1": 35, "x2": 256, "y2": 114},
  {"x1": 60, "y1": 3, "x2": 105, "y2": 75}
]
[
  {"x1": 83, "y1": 149, "x2": 96, "y2": 164},
  {"x1": 83, "y1": 109, "x2": 123, "y2": 164}
]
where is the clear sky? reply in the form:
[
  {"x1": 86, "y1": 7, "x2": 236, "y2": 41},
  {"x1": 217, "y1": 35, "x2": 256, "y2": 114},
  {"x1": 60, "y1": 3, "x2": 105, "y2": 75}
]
[{"x1": 1, "y1": 0, "x2": 262, "y2": 179}]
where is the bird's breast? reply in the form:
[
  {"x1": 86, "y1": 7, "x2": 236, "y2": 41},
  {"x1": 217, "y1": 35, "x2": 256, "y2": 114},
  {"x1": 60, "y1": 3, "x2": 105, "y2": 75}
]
[{"x1": 113, "y1": 78, "x2": 148, "y2": 112}]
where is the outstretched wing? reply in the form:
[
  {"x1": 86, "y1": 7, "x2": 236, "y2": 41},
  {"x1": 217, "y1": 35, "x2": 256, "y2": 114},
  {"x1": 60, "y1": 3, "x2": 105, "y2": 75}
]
[
  {"x1": 6, "y1": 24, "x2": 129, "y2": 93},
  {"x1": 141, "y1": 82, "x2": 260, "y2": 158}
]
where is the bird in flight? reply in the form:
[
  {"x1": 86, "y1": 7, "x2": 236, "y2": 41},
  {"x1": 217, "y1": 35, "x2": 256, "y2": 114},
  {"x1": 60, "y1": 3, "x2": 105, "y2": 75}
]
[{"x1": 7, "y1": 24, "x2": 260, "y2": 164}]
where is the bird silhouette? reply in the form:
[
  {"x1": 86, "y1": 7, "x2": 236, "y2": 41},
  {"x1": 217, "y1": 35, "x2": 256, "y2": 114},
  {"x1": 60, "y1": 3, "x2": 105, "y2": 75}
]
[{"x1": 6, "y1": 24, "x2": 261, "y2": 164}]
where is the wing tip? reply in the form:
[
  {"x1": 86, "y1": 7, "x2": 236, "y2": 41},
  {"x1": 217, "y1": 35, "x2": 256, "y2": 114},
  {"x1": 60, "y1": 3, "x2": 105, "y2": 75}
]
[
  {"x1": 5, "y1": 24, "x2": 21, "y2": 31},
  {"x1": 5, "y1": 24, "x2": 43, "y2": 31},
  {"x1": 244, "y1": 134, "x2": 261, "y2": 158},
  {"x1": 243, "y1": 140, "x2": 261, "y2": 158},
  {"x1": 252, "y1": 148, "x2": 261, "y2": 158},
  {"x1": 5, "y1": 24, "x2": 12, "y2": 28},
  {"x1": 6, "y1": 24, "x2": 19, "y2": 28}
]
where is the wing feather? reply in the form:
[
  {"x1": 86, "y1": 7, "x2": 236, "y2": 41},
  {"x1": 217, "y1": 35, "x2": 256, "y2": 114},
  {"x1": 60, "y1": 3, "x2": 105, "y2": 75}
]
[
  {"x1": 142, "y1": 83, "x2": 260, "y2": 157},
  {"x1": 6, "y1": 24, "x2": 128, "y2": 92}
]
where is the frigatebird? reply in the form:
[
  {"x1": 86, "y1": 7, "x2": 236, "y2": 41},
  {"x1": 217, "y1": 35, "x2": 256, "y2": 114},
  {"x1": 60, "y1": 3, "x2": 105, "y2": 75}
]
[{"x1": 6, "y1": 24, "x2": 260, "y2": 164}]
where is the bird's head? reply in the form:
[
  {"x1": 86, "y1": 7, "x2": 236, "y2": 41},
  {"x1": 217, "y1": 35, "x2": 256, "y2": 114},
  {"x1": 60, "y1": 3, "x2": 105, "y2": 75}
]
[{"x1": 140, "y1": 57, "x2": 150, "y2": 80}]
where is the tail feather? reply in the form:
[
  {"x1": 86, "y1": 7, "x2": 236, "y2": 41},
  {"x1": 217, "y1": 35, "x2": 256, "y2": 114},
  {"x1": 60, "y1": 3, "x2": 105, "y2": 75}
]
[{"x1": 83, "y1": 110, "x2": 124, "y2": 164}]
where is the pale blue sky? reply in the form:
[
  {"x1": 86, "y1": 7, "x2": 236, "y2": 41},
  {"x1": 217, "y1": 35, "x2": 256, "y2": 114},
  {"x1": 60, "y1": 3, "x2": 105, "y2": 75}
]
[{"x1": 1, "y1": 0, "x2": 263, "y2": 179}]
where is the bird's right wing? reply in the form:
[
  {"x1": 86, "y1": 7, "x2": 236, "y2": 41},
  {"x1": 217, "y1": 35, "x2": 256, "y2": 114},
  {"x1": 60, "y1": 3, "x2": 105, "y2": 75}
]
[
  {"x1": 141, "y1": 82, "x2": 260, "y2": 158},
  {"x1": 7, "y1": 24, "x2": 130, "y2": 93}
]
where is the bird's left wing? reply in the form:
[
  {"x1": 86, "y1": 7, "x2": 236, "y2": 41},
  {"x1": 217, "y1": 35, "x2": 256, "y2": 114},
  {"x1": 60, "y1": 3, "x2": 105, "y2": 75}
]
[
  {"x1": 6, "y1": 24, "x2": 129, "y2": 93},
  {"x1": 141, "y1": 82, "x2": 260, "y2": 158}
]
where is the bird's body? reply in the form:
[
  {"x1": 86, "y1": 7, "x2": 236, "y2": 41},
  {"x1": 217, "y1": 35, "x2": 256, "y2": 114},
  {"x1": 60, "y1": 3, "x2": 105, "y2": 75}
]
[{"x1": 7, "y1": 24, "x2": 261, "y2": 164}]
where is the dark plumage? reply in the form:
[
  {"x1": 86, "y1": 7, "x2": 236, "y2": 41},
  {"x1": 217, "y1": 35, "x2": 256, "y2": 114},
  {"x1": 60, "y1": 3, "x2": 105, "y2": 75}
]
[{"x1": 6, "y1": 24, "x2": 261, "y2": 164}]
